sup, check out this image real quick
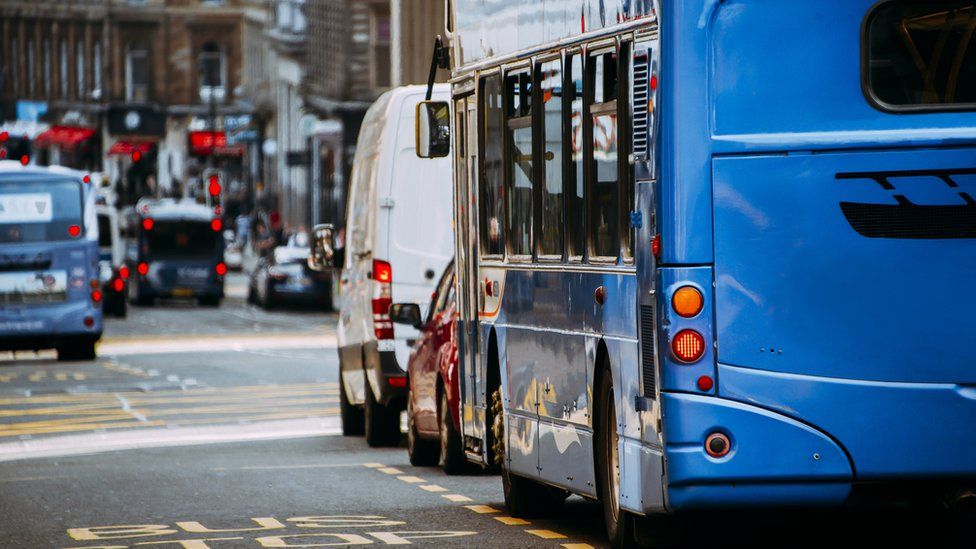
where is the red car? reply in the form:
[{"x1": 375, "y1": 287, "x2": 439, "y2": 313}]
[{"x1": 390, "y1": 262, "x2": 469, "y2": 474}]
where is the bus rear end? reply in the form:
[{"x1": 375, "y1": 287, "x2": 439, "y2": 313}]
[
  {"x1": 0, "y1": 170, "x2": 102, "y2": 360},
  {"x1": 660, "y1": 0, "x2": 976, "y2": 511}
]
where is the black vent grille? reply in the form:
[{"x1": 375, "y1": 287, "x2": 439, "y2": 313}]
[
  {"x1": 632, "y1": 52, "x2": 650, "y2": 158},
  {"x1": 640, "y1": 304, "x2": 657, "y2": 398}
]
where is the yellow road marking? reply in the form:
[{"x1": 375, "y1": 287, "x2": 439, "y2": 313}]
[
  {"x1": 561, "y1": 544, "x2": 595, "y2": 549},
  {"x1": 362, "y1": 463, "x2": 384, "y2": 468},
  {"x1": 377, "y1": 467, "x2": 404, "y2": 475},
  {"x1": 213, "y1": 463, "x2": 363, "y2": 471},
  {"x1": 397, "y1": 475, "x2": 426, "y2": 483},
  {"x1": 527, "y1": 529, "x2": 567, "y2": 540},
  {"x1": 442, "y1": 494, "x2": 473, "y2": 502},
  {"x1": 464, "y1": 505, "x2": 500, "y2": 514},
  {"x1": 494, "y1": 517, "x2": 530, "y2": 526},
  {"x1": 419, "y1": 484, "x2": 448, "y2": 493}
]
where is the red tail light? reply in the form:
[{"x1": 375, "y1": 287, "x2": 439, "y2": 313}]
[
  {"x1": 215, "y1": 262, "x2": 228, "y2": 276},
  {"x1": 652, "y1": 234, "x2": 661, "y2": 260},
  {"x1": 68, "y1": 225, "x2": 82, "y2": 238},
  {"x1": 372, "y1": 259, "x2": 394, "y2": 340},
  {"x1": 20, "y1": 155, "x2": 29, "y2": 166},
  {"x1": 83, "y1": 175, "x2": 92, "y2": 184},
  {"x1": 211, "y1": 218, "x2": 223, "y2": 232},
  {"x1": 137, "y1": 262, "x2": 150, "y2": 276},
  {"x1": 672, "y1": 329, "x2": 706, "y2": 363},
  {"x1": 112, "y1": 278, "x2": 125, "y2": 293},
  {"x1": 387, "y1": 376, "x2": 407, "y2": 388},
  {"x1": 142, "y1": 218, "x2": 154, "y2": 231},
  {"x1": 91, "y1": 290, "x2": 103, "y2": 303},
  {"x1": 119, "y1": 265, "x2": 130, "y2": 280}
]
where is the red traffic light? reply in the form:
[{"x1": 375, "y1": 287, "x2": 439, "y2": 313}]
[
  {"x1": 208, "y1": 175, "x2": 222, "y2": 196},
  {"x1": 132, "y1": 150, "x2": 142, "y2": 163}
]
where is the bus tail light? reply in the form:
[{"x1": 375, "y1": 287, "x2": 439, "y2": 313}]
[
  {"x1": 672, "y1": 329, "x2": 705, "y2": 363},
  {"x1": 137, "y1": 262, "x2": 150, "y2": 276},
  {"x1": 142, "y1": 218, "x2": 154, "y2": 231},
  {"x1": 112, "y1": 278, "x2": 125, "y2": 293},
  {"x1": 215, "y1": 262, "x2": 228, "y2": 276},
  {"x1": 119, "y1": 265, "x2": 130, "y2": 280},
  {"x1": 705, "y1": 432, "x2": 731, "y2": 458},
  {"x1": 652, "y1": 234, "x2": 661, "y2": 260},
  {"x1": 68, "y1": 225, "x2": 82, "y2": 238},
  {"x1": 372, "y1": 259, "x2": 394, "y2": 340},
  {"x1": 211, "y1": 218, "x2": 223, "y2": 232},
  {"x1": 672, "y1": 286, "x2": 703, "y2": 318},
  {"x1": 91, "y1": 289, "x2": 103, "y2": 303}
]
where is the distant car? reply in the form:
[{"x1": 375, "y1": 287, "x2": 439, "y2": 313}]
[
  {"x1": 96, "y1": 205, "x2": 127, "y2": 318},
  {"x1": 390, "y1": 261, "x2": 469, "y2": 474},
  {"x1": 248, "y1": 245, "x2": 332, "y2": 310}
]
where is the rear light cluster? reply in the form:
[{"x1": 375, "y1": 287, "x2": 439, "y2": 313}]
[
  {"x1": 211, "y1": 218, "x2": 223, "y2": 232},
  {"x1": 142, "y1": 218, "x2": 154, "y2": 231},
  {"x1": 90, "y1": 280, "x2": 102, "y2": 304},
  {"x1": 215, "y1": 262, "x2": 228, "y2": 276},
  {"x1": 668, "y1": 284, "x2": 713, "y2": 392},
  {"x1": 137, "y1": 262, "x2": 150, "y2": 276},
  {"x1": 372, "y1": 259, "x2": 394, "y2": 340}
]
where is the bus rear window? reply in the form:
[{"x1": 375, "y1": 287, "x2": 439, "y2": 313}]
[
  {"x1": 147, "y1": 221, "x2": 218, "y2": 260},
  {"x1": 0, "y1": 180, "x2": 83, "y2": 244},
  {"x1": 865, "y1": 2, "x2": 976, "y2": 110}
]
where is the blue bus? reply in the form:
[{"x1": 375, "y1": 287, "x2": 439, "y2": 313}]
[
  {"x1": 416, "y1": 0, "x2": 976, "y2": 545},
  {"x1": 126, "y1": 199, "x2": 226, "y2": 307},
  {"x1": 0, "y1": 161, "x2": 102, "y2": 361}
]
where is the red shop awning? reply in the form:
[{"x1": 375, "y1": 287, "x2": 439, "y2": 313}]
[
  {"x1": 108, "y1": 141, "x2": 154, "y2": 156},
  {"x1": 34, "y1": 126, "x2": 96, "y2": 150}
]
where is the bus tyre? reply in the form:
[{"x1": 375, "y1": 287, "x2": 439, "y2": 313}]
[
  {"x1": 57, "y1": 339, "x2": 97, "y2": 362},
  {"x1": 440, "y1": 390, "x2": 470, "y2": 475},
  {"x1": 492, "y1": 387, "x2": 567, "y2": 517},
  {"x1": 407, "y1": 395, "x2": 439, "y2": 466},
  {"x1": 596, "y1": 368, "x2": 638, "y2": 548},
  {"x1": 364, "y1": 385, "x2": 400, "y2": 447},
  {"x1": 338, "y1": 378, "x2": 365, "y2": 436}
]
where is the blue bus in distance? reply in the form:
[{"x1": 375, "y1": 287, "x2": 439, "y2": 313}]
[
  {"x1": 0, "y1": 161, "x2": 102, "y2": 360},
  {"x1": 416, "y1": 0, "x2": 976, "y2": 545}
]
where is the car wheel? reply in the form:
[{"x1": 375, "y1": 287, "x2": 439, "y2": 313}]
[
  {"x1": 364, "y1": 383, "x2": 400, "y2": 447},
  {"x1": 247, "y1": 283, "x2": 257, "y2": 304},
  {"x1": 407, "y1": 394, "x2": 439, "y2": 466},
  {"x1": 339, "y1": 376, "x2": 365, "y2": 436},
  {"x1": 441, "y1": 389, "x2": 470, "y2": 475},
  {"x1": 198, "y1": 296, "x2": 221, "y2": 307},
  {"x1": 492, "y1": 387, "x2": 567, "y2": 517},
  {"x1": 57, "y1": 339, "x2": 97, "y2": 362},
  {"x1": 262, "y1": 281, "x2": 276, "y2": 310}
]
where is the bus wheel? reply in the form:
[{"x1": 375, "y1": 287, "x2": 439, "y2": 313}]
[
  {"x1": 440, "y1": 389, "x2": 471, "y2": 475},
  {"x1": 492, "y1": 387, "x2": 567, "y2": 517},
  {"x1": 596, "y1": 368, "x2": 638, "y2": 548},
  {"x1": 364, "y1": 384, "x2": 401, "y2": 447},
  {"x1": 407, "y1": 394, "x2": 439, "y2": 466},
  {"x1": 57, "y1": 339, "x2": 97, "y2": 362},
  {"x1": 338, "y1": 375, "x2": 365, "y2": 436}
]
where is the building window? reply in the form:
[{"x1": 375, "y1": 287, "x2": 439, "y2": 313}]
[
  {"x1": 27, "y1": 39, "x2": 35, "y2": 97},
  {"x1": 276, "y1": 0, "x2": 306, "y2": 33},
  {"x1": 370, "y1": 5, "x2": 391, "y2": 89},
  {"x1": 126, "y1": 43, "x2": 150, "y2": 102},
  {"x1": 42, "y1": 40, "x2": 51, "y2": 97},
  {"x1": 92, "y1": 41, "x2": 102, "y2": 99},
  {"x1": 60, "y1": 40, "x2": 70, "y2": 100},
  {"x1": 76, "y1": 41, "x2": 86, "y2": 99},
  {"x1": 199, "y1": 42, "x2": 226, "y2": 102}
]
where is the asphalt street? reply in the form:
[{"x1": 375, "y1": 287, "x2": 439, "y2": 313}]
[{"x1": 0, "y1": 273, "x2": 968, "y2": 548}]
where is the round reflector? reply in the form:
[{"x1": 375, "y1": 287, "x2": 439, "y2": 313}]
[
  {"x1": 697, "y1": 376, "x2": 714, "y2": 392},
  {"x1": 672, "y1": 330, "x2": 706, "y2": 363},
  {"x1": 672, "y1": 286, "x2": 704, "y2": 318},
  {"x1": 705, "y1": 432, "x2": 731, "y2": 458}
]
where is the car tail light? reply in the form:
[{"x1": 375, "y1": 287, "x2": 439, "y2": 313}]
[
  {"x1": 215, "y1": 262, "x2": 228, "y2": 276},
  {"x1": 112, "y1": 278, "x2": 125, "y2": 293},
  {"x1": 137, "y1": 262, "x2": 150, "y2": 276},
  {"x1": 672, "y1": 329, "x2": 705, "y2": 363},
  {"x1": 68, "y1": 225, "x2": 82, "y2": 238},
  {"x1": 20, "y1": 155, "x2": 29, "y2": 166},
  {"x1": 269, "y1": 268, "x2": 288, "y2": 281},
  {"x1": 83, "y1": 175, "x2": 92, "y2": 184},
  {"x1": 211, "y1": 218, "x2": 223, "y2": 232},
  {"x1": 372, "y1": 259, "x2": 394, "y2": 340},
  {"x1": 119, "y1": 265, "x2": 130, "y2": 280},
  {"x1": 388, "y1": 376, "x2": 407, "y2": 388},
  {"x1": 672, "y1": 286, "x2": 704, "y2": 318},
  {"x1": 142, "y1": 218, "x2": 154, "y2": 231}
]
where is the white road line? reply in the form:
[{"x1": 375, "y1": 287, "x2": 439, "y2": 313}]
[{"x1": 115, "y1": 394, "x2": 148, "y2": 423}]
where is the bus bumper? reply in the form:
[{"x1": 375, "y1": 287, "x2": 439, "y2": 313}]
[
  {"x1": 0, "y1": 301, "x2": 102, "y2": 351},
  {"x1": 660, "y1": 392, "x2": 853, "y2": 511}
]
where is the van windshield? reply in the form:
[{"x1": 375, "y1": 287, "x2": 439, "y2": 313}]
[
  {"x1": 0, "y1": 179, "x2": 84, "y2": 244},
  {"x1": 146, "y1": 221, "x2": 218, "y2": 260}
]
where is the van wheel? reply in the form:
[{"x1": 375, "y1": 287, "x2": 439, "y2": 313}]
[
  {"x1": 407, "y1": 395, "x2": 439, "y2": 466},
  {"x1": 492, "y1": 387, "x2": 567, "y2": 517},
  {"x1": 128, "y1": 278, "x2": 153, "y2": 306},
  {"x1": 364, "y1": 384, "x2": 400, "y2": 447},
  {"x1": 339, "y1": 377, "x2": 365, "y2": 436},
  {"x1": 596, "y1": 368, "x2": 639, "y2": 548},
  {"x1": 57, "y1": 339, "x2": 97, "y2": 362},
  {"x1": 441, "y1": 389, "x2": 470, "y2": 475}
]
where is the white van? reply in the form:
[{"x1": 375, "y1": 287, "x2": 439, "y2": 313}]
[{"x1": 337, "y1": 84, "x2": 454, "y2": 446}]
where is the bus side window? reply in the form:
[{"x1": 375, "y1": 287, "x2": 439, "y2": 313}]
[
  {"x1": 587, "y1": 50, "x2": 620, "y2": 261},
  {"x1": 480, "y1": 74, "x2": 505, "y2": 257},
  {"x1": 505, "y1": 70, "x2": 534, "y2": 259},
  {"x1": 567, "y1": 53, "x2": 586, "y2": 261},
  {"x1": 538, "y1": 58, "x2": 564, "y2": 260}
]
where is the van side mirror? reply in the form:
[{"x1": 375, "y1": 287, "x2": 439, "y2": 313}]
[
  {"x1": 415, "y1": 101, "x2": 450, "y2": 159},
  {"x1": 389, "y1": 303, "x2": 423, "y2": 329},
  {"x1": 308, "y1": 223, "x2": 336, "y2": 272}
]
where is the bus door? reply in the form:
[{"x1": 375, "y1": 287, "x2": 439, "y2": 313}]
[{"x1": 453, "y1": 91, "x2": 486, "y2": 460}]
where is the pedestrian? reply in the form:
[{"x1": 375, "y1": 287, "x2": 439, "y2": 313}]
[{"x1": 252, "y1": 220, "x2": 276, "y2": 258}]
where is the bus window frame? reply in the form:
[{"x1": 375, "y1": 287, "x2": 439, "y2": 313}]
[
  {"x1": 586, "y1": 43, "x2": 623, "y2": 265},
  {"x1": 503, "y1": 64, "x2": 535, "y2": 263},
  {"x1": 618, "y1": 39, "x2": 635, "y2": 264},
  {"x1": 566, "y1": 48, "x2": 587, "y2": 265},
  {"x1": 534, "y1": 53, "x2": 566, "y2": 264},
  {"x1": 860, "y1": 0, "x2": 976, "y2": 114},
  {"x1": 477, "y1": 69, "x2": 506, "y2": 262}
]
